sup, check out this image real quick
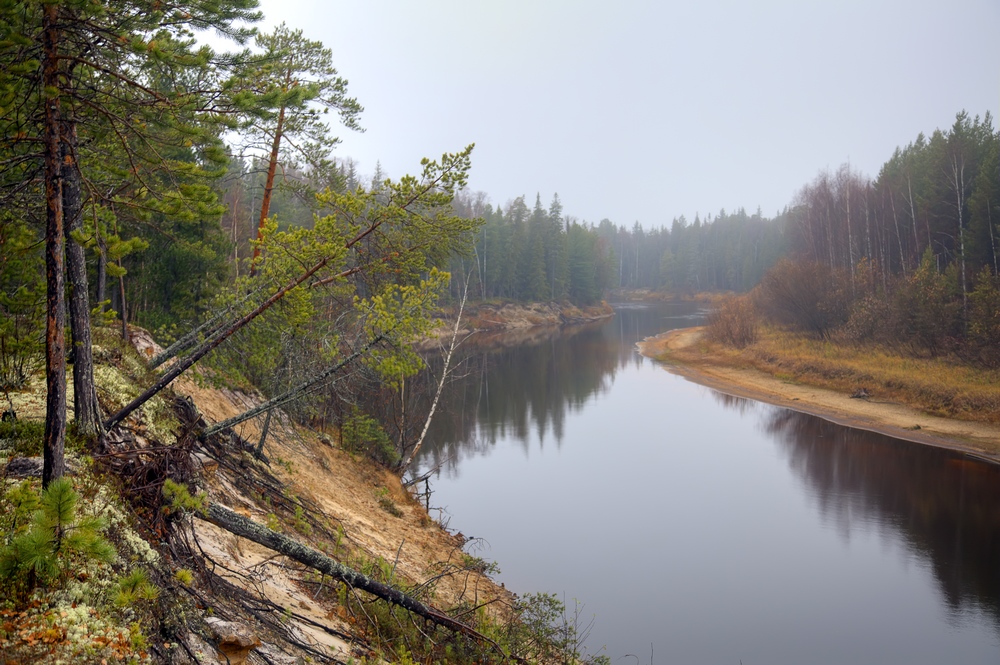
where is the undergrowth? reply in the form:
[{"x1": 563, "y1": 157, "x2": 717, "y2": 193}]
[
  {"x1": 0, "y1": 474, "x2": 163, "y2": 664},
  {"x1": 308, "y1": 547, "x2": 609, "y2": 665}
]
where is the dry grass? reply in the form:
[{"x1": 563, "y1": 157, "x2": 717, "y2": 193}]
[
  {"x1": 723, "y1": 326, "x2": 1000, "y2": 423},
  {"x1": 706, "y1": 295, "x2": 758, "y2": 348}
]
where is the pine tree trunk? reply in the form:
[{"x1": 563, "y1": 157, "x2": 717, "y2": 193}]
[
  {"x1": 62, "y1": 119, "x2": 103, "y2": 438},
  {"x1": 96, "y1": 232, "x2": 107, "y2": 307},
  {"x1": 117, "y1": 263, "x2": 128, "y2": 340},
  {"x1": 250, "y1": 98, "x2": 287, "y2": 276},
  {"x1": 200, "y1": 503, "x2": 497, "y2": 646},
  {"x1": 41, "y1": 3, "x2": 66, "y2": 487}
]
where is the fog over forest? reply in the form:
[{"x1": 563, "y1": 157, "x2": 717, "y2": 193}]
[
  {"x1": 257, "y1": 0, "x2": 999, "y2": 227},
  {"x1": 2, "y1": 2, "x2": 1000, "y2": 663}
]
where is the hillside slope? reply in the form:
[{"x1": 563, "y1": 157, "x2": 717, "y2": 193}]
[{"x1": 1, "y1": 328, "x2": 516, "y2": 664}]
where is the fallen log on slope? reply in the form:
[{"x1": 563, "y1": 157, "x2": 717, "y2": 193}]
[{"x1": 198, "y1": 503, "x2": 508, "y2": 657}]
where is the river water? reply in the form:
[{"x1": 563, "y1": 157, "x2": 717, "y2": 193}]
[{"x1": 414, "y1": 302, "x2": 1000, "y2": 664}]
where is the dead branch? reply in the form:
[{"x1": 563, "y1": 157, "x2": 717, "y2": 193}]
[
  {"x1": 202, "y1": 331, "x2": 387, "y2": 437},
  {"x1": 399, "y1": 275, "x2": 470, "y2": 471}
]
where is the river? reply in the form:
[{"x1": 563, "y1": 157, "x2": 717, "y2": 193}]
[{"x1": 414, "y1": 302, "x2": 1000, "y2": 664}]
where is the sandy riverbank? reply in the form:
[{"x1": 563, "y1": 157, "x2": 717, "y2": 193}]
[{"x1": 637, "y1": 327, "x2": 1000, "y2": 463}]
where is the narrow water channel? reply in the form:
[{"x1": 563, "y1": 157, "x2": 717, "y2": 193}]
[{"x1": 414, "y1": 302, "x2": 1000, "y2": 664}]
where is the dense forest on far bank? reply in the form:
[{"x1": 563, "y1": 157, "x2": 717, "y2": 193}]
[
  {"x1": 0, "y1": 0, "x2": 996, "y2": 457},
  {"x1": 709, "y1": 111, "x2": 1000, "y2": 370}
]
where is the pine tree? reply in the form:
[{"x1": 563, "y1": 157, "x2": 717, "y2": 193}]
[
  {"x1": 966, "y1": 114, "x2": 999, "y2": 276},
  {"x1": 546, "y1": 194, "x2": 569, "y2": 299},
  {"x1": 0, "y1": 0, "x2": 262, "y2": 484},
  {"x1": 0, "y1": 478, "x2": 114, "y2": 598},
  {"x1": 233, "y1": 22, "x2": 362, "y2": 274}
]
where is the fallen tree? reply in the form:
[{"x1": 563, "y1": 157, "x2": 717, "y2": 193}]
[
  {"x1": 147, "y1": 286, "x2": 265, "y2": 370},
  {"x1": 202, "y1": 331, "x2": 387, "y2": 438},
  {"x1": 103, "y1": 254, "x2": 340, "y2": 432},
  {"x1": 199, "y1": 502, "x2": 509, "y2": 657},
  {"x1": 102, "y1": 147, "x2": 477, "y2": 434}
]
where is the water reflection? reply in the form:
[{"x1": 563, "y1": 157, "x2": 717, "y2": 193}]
[
  {"x1": 733, "y1": 402, "x2": 1000, "y2": 633},
  {"x1": 709, "y1": 390, "x2": 760, "y2": 416},
  {"x1": 421, "y1": 319, "x2": 617, "y2": 473},
  {"x1": 413, "y1": 302, "x2": 1000, "y2": 660},
  {"x1": 419, "y1": 302, "x2": 703, "y2": 474}
]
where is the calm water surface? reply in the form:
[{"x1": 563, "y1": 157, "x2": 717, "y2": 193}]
[{"x1": 414, "y1": 303, "x2": 1000, "y2": 664}]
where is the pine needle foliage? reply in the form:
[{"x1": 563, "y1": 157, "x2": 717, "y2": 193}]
[
  {"x1": 0, "y1": 478, "x2": 114, "y2": 599},
  {"x1": 341, "y1": 405, "x2": 399, "y2": 467},
  {"x1": 112, "y1": 568, "x2": 159, "y2": 608}
]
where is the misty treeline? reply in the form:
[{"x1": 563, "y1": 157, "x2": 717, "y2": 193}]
[
  {"x1": 0, "y1": 1, "x2": 483, "y2": 486},
  {"x1": 439, "y1": 193, "x2": 789, "y2": 305},
  {"x1": 735, "y1": 110, "x2": 1000, "y2": 366},
  {"x1": 217, "y1": 160, "x2": 791, "y2": 309},
  {"x1": 2, "y1": 0, "x2": 997, "y2": 492}
]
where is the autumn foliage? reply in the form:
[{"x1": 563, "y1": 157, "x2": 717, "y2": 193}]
[{"x1": 706, "y1": 294, "x2": 759, "y2": 348}]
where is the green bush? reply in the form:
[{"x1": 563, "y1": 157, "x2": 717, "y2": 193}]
[
  {"x1": 841, "y1": 293, "x2": 890, "y2": 343},
  {"x1": 886, "y1": 249, "x2": 961, "y2": 356},
  {"x1": 967, "y1": 267, "x2": 1000, "y2": 366},
  {"x1": 340, "y1": 406, "x2": 400, "y2": 467},
  {"x1": 0, "y1": 478, "x2": 115, "y2": 599},
  {"x1": 0, "y1": 418, "x2": 44, "y2": 456}
]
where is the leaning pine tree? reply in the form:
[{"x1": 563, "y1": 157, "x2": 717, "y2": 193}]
[{"x1": 105, "y1": 147, "x2": 481, "y2": 437}]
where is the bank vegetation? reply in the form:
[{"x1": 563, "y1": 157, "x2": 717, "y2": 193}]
[
  {"x1": 694, "y1": 109, "x2": 1000, "y2": 425},
  {"x1": 700, "y1": 257, "x2": 1000, "y2": 426}
]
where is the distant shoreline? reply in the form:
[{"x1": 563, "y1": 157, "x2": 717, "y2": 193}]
[{"x1": 637, "y1": 327, "x2": 1000, "y2": 464}]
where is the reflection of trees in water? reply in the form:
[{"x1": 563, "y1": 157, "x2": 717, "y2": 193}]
[
  {"x1": 419, "y1": 320, "x2": 619, "y2": 474},
  {"x1": 761, "y1": 407, "x2": 1000, "y2": 630},
  {"x1": 417, "y1": 302, "x2": 703, "y2": 475},
  {"x1": 709, "y1": 391, "x2": 760, "y2": 416}
]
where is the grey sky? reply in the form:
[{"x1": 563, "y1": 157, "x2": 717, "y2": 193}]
[{"x1": 255, "y1": 0, "x2": 1000, "y2": 227}]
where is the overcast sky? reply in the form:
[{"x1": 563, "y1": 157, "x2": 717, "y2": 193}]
[{"x1": 253, "y1": 0, "x2": 1000, "y2": 227}]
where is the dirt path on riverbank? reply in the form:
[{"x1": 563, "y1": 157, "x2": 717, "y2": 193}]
[{"x1": 637, "y1": 327, "x2": 1000, "y2": 463}]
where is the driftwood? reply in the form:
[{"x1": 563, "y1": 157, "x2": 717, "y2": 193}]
[{"x1": 199, "y1": 503, "x2": 506, "y2": 655}]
